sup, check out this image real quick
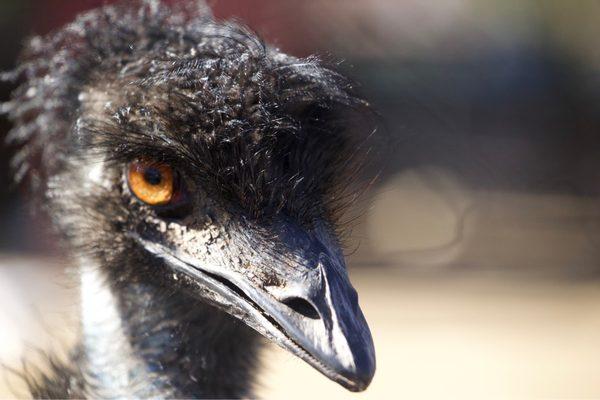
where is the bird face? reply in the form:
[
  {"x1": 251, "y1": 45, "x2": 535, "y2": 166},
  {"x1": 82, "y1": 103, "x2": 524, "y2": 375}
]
[
  {"x1": 120, "y1": 157, "x2": 375, "y2": 391},
  {"x1": 57, "y1": 46, "x2": 377, "y2": 389}
]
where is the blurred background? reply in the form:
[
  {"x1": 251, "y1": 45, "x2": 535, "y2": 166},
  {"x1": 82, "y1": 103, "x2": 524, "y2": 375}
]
[{"x1": 1, "y1": 0, "x2": 600, "y2": 398}]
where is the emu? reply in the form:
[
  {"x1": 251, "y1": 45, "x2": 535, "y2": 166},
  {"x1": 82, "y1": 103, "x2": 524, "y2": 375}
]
[{"x1": 2, "y1": 1, "x2": 376, "y2": 398}]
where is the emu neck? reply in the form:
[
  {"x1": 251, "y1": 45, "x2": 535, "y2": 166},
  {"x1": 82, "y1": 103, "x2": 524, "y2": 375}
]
[{"x1": 79, "y1": 261, "x2": 260, "y2": 398}]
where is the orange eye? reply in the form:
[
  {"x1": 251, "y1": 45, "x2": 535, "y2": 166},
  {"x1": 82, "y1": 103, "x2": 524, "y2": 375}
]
[{"x1": 127, "y1": 159, "x2": 174, "y2": 206}]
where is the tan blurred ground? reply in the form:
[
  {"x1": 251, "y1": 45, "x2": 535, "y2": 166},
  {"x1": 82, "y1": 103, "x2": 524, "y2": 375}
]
[{"x1": 1, "y1": 172, "x2": 600, "y2": 398}]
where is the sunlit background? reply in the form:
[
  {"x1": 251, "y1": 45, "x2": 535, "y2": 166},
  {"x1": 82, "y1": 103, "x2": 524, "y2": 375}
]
[{"x1": 1, "y1": 0, "x2": 600, "y2": 398}]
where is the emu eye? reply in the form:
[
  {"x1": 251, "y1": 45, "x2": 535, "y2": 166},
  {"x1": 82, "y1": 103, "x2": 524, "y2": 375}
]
[{"x1": 127, "y1": 159, "x2": 175, "y2": 206}]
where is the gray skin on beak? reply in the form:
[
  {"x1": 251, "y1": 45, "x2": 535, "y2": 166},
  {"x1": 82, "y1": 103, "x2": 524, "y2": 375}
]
[{"x1": 132, "y1": 207, "x2": 376, "y2": 391}]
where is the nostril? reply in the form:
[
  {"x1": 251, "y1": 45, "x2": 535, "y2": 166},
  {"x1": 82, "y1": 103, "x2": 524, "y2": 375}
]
[{"x1": 281, "y1": 297, "x2": 320, "y2": 320}]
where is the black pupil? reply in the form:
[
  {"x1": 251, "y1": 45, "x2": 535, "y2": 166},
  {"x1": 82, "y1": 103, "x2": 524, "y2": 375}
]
[{"x1": 143, "y1": 167, "x2": 162, "y2": 185}]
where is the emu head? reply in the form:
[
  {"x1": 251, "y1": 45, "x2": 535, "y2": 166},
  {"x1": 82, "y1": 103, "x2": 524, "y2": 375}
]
[{"x1": 4, "y1": 1, "x2": 376, "y2": 391}]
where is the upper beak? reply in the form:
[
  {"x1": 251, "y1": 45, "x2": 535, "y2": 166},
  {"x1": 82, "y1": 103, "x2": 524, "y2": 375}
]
[{"x1": 136, "y1": 217, "x2": 376, "y2": 391}]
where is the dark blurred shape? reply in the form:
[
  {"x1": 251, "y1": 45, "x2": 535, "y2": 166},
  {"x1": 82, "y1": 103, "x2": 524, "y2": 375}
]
[{"x1": 0, "y1": 0, "x2": 32, "y2": 251}]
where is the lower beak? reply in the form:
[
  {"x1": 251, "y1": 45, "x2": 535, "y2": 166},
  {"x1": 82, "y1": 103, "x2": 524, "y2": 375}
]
[{"x1": 136, "y1": 219, "x2": 376, "y2": 391}]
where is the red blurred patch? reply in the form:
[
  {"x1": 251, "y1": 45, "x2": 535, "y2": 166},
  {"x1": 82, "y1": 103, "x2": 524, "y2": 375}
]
[{"x1": 31, "y1": 0, "x2": 316, "y2": 57}]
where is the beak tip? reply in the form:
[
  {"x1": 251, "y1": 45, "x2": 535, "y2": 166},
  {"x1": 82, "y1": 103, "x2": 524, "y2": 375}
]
[
  {"x1": 346, "y1": 377, "x2": 374, "y2": 393},
  {"x1": 337, "y1": 344, "x2": 376, "y2": 392},
  {"x1": 352, "y1": 358, "x2": 376, "y2": 392},
  {"x1": 341, "y1": 369, "x2": 375, "y2": 392}
]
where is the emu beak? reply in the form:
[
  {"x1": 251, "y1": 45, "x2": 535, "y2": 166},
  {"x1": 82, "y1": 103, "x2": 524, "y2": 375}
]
[{"x1": 136, "y1": 217, "x2": 376, "y2": 391}]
